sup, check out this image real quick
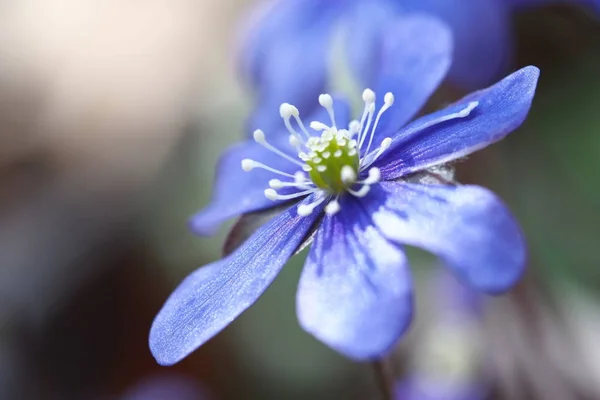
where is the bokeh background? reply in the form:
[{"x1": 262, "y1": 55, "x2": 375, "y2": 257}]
[{"x1": 1, "y1": 1, "x2": 600, "y2": 399}]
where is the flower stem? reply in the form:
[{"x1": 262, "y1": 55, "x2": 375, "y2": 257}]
[{"x1": 372, "y1": 358, "x2": 394, "y2": 400}]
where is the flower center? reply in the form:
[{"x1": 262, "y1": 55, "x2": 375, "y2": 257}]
[
  {"x1": 240, "y1": 89, "x2": 479, "y2": 217},
  {"x1": 302, "y1": 129, "x2": 359, "y2": 193}
]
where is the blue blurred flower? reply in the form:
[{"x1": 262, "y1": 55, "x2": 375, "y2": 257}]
[
  {"x1": 240, "y1": 0, "x2": 592, "y2": 132},
  {"x1": 150, "y1": 18, "x2": 539, "y2": 366},
  {"x1": 394, "y1": 271, "x2": 487, "y2": 400}
]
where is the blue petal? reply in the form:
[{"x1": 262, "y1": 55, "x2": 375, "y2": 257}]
[
  {"x1": 371, "y1": 14, "x2": 453, "y2": 137},
  {"x1": 376, "y1": 66, "x2": 540, "y2": 180},
  {"x1": 241, "y1": 0, "x2": 340, "y2": 134},
  {"x1": 189, "y1": 137, "x2": 295, "y2": 236},
  {"x1": 150, "y1": 197, "x2": 323, "y2": 366},
  {"x1": 340, "y1": 0, "x2": 403, "y2": 87},
  {"x1": 403, "y1": 0, "x2": 512, "y2": 88},
  {"x1": 191, "y1": 95, "x2": 351, "y2": 235},
  {"x1": 395, "y1": 375, "x2": 487, "y2": 400},
  {"x1": 296, "y1": 194, "x2": 412, "y2": 360},
  {"x1": 366, "y1": 182, "x2": 526, "y2": 294}
]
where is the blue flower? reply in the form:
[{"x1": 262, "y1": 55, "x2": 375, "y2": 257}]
[
  {"x1": 240, "y1": 0, "x2": 590, "y2": 131},
  {"x1": 394, "y1": 270, "x2": 487, "y2": 400},
  {"x1": 150, "y1": 18, "x2": 539, "y2": 366}
]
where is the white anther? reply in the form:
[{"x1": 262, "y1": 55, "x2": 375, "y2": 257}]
[
  {"x1": 384, "y1": 92, "x2": 394, "y2": 106},
  {"x1": 349, "y1": 120, "x2": 361, "y2": 136},
  {"x1": 322, "y1": 130, "x2": 334, "y2": 141},
  {"x1": 316, "y1": 165, "x2": 327, "y2": 172},
  {"x1": 297, "y1": 204, "x2": 313, "y2": 217},
  {"x1": 319, "y1": 93, "x2": 337, "y2": 128},
  {"x1": 325, "y1": 199, "x2": 341, "y2": 215},
  {"x1": 279, "y1": 103, "x2": 298, "y2": 119},
  {"x1": 294, "y1": 171, "x2": 307, "y2": 183},
  {"x1": 310, "y1": 121, "x2": 330, "y2": 131},
  {"x1": 241, "y1": 159, "x2": 255, "y2": 171},
  {"x1": 348, "y1": 149, "x2": 357, "y2": 156},
  {"x1": 269, "y1": 179, "x2": 283, "y2": 189},
  {"x1": 264, "y1": 189, "x2": 279, "y2": 201},
  {"x1": 361, "y1": 137, "x2": 393, "y2": 169},
  {"x1": 362, "y1": 88, "x2": 376, "y2": 104},
  {"x1": 334, "y1": 150, "x2": 342, "y2": 158},
  {"x1": 362, "y1": 167, "x2": 381, "y2": 185},
  {"x1": 341, "y1": 165, "x2": 357, "y2": 184},
  {"x1": 253, "y1": 129, "x2": 266, "y2": 143},
  {"x1": 297, "y1": 195, "x2": 328, "y2": 217},
  {"x1": 348, "y1": 139, "x2": 357, "y2": 148},
  {"x1": 381, "y1": 137, "x2": 392, "y2": 149},
  {"x1": 302, "y1": 165, "x2": 313, "y2": 172},
  {"x1": 313, "y1": 157, "x2": 322, "y2": 164},
  {"x1": 289, "y1": 134, "x2": 302, "y2": 148},
  {"x1": 322, "y1": 151, "x2": 331, "y2": 159},
  {"x1": 319, "y1": 93, "x2": 333, "y2": 109},
  {"x1": 348, "y1": 185, "x2": 371, "y2": 198}
]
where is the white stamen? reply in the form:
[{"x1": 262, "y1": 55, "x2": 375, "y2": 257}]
[
  {"x1": 349, "y1": 120, "x2": 361, "y2": 137},
  {"x1": 253, "y1": 129, "x2": 306, "y2": 168},
  {"x1": 269, "y1": 179, "x2": 283, "y2": 189},
  {"x1": 319, "y1": 93, "x2": 337, "y2": 129},
  {"x1": 316, "y1": 165, "x2": 327, "y2": 172},
  {"x1": 294, "y1": 171, "x2": 307, "y2": 183},
  {"x1": 414, "y1": 101, "x2": 480, "y2": 133},
  {"x1": 241, "y1": 159, "x2": 296, "y2": 178},
  {"x1": 324, "y1": 198, "x2": 341, "y2": 215},
  {"x1": 362, "y1": 137, "x2": 392, "y2": 169},
  {"x1": 358, "y1": 103, "x2": 376, "y2": 148},
  {"x1": 348, "y1": 185, "x2": 371, "y2": 197},
  {"x1": 362, "y1": 88, "x2": 375, "y2": 104},
  {"x1": 322, "y1": 151, "x2": 331, "y2": 159},
  {"x1": 292, "y1": 114, "x2": 313, "y2": 139},
  {"x1": 310, "y1": 121, "x2": 330, "y2": 131},
  {"x1": 289, "y1": 134, "x2": 303, "y2": 152},
  {"x1": 302, "y1": 165, "x2": 313, "y2": 172},
  {"x1": 279, "y1": 103, "x2": 298, "y2": 119},
  {"x1": 361, "y1": 92, "x2": 394, "y2": 156},
  {"x1": 341, "y1": 165, "x2": 357, "y2": 184},
  {"x1": 297, "y1": 196, "x2": 328, "y2": 217},
  {"x1": 266, "y1": 188, "x2": 317, "y2": 201},
  {"x1": 334, "y1": 150, "x2": 342, "y2": 158},
  {"x1": 358, "y1": 167, "x2": 381, "y2": 185},
  {"x1": 264, "y1": 188, "x2": 279, "y2": 200}
]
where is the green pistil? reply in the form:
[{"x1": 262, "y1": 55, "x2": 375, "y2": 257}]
[{"x1": 306, "y1": 135, "x2": 359, "y2": 193}]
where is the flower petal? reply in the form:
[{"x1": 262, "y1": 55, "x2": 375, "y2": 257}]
[
  {"x1": 367, "y1": 182, "x2": 526, "y2": 294},
  {"x1": 296, "y1": 194, "x2": 412, "y2": 360},
  {"x1": 377, "y1": 66, "x2": 540, "y2": 180},
  {"x1": 188, "y1": 138, "x2": 295, "y2": 236},
  {"x1": 241, "y1": 0, "x2": 340, "y2": 134},
  {"x1": 370, "y1": 14, "x2": 453, "y2": 137},
  {"x1": 403, "y1": 0, "x2": 512, "y2": 88},
  {"x1": 150, "y1": 197, "x2": 323, "y2": 366}
]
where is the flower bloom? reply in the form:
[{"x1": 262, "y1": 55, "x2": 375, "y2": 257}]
[
  {"x1": 241, "y1": 0, "x2": 595, "y2": 132},
  {"x1": 149, "y1": 18, "x2": 539, "y2": 365}
]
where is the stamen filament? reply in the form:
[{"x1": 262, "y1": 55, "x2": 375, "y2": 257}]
[
  {"x1": 241, "y1": 159, "x2": 296, "y2": 178},
  {"x1": 253, "y1": 129, "x2": 305, "y2": 168},
  {"x1": 347, "y1": 185, "x2": 371, "y2": 198},
  {"x1": 265, "y1": 188, "x2": 317, "y2": 201},
  {"x1": 319, "y1": 94, "x2": 337, "y2": 129},
  {"x1": 363, "y1": 92, "x2": 394, "y2": 157},
  {"x1": 297, "y1": 195, "x2": 328, "y2": 217}
]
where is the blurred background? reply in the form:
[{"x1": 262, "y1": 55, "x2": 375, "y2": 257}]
[{"x1": 1, "y1": 1, "x2": 600, "y2": 399}]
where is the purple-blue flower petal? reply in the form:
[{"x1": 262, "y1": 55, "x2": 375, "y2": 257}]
[
  {"x1": 403, "y1": 0, "x2": 513, "y2": 88},
  {"x1": 241, "y1": 0, "x2": 340, "y2": 134},
  {"x1": 150, "y1": 197, "x2": 322, "y2": 366},
  {"x1": 394, "y1": 375, "x2": 487, "y2": 400},
  {"x1": 190, "y1": 96, "x2": 351, "y2": 235},
  {"x1": 371, "y1": 14, "x2": 453, "y2": 138},
  {"x1": 188, "y1": 137, "x2": 295, "y2": 236},
  {"x1": 377, "y1": 66, "x2": 540, "y2": 180},
  {"x1": 296, "y1": 193, "x2": 412, "y2": 360},
  {"x1": 367, "y1": 182, "x2": 526, "y2": 294}
]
